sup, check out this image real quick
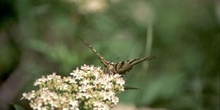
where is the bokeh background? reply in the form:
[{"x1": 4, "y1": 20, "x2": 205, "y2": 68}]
[{"x1": 0, "y1": 0, "x2": 219, "y2": 110}]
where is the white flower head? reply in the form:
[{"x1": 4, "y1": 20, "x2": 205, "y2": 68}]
[{"x1": 21, "y1": 65, "x2": 125, "y2": 110}]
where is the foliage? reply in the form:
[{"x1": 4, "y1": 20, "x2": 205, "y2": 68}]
[{"x1": 0, "y1": 0, "x2": 219, "y2": 110}]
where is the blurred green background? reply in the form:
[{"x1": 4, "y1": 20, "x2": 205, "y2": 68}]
[{"x1": 0, "y1": 0, "x2": 219, "y2": 110}]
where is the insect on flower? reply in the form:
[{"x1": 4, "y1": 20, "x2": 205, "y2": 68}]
[{"x1": 80, "y1": 39, "x2": 156, "y2": 75}]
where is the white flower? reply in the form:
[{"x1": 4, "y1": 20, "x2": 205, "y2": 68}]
[
  {"x1": 21, "y1": 90, "x2": 35, "y2": 100},
  {"x1": 93, "y1": 101, "x2": 104, "y2": 107},
  {"x1": 78, "y1": 86, "x2": 86, "y2": 92},
  {"x1": 64, "y1": 77, "x2": 77, "y2": 83},
  {"x1": 63, "y1": 108, "x2": 68, "y2": 110},
  {"x1": 111, "y1": 97, "x2": 119, "y2": 105},
  {"x1": 93, "y1": 101, "x2": 110, "y2": 110},
  {"x1": 21, "y1": 65, "x2": 125, "y2": 110},
  {"x1": 84, "y1": 93, "x2": 92, "y2": 99},
  {"x1": 69, "y1": 100, "x2": 78, "y2": 108},
  {"x1": 80, "y1": 79, "x2": 90, "y2": 85},
  {"x1": 103, "y1": 104, "x2": 110, "y2": 110},
  {"x1": 59, "y1": 83, "x2": 69, "y2": 90},
  {"x1": 104, "y1": 82, "x2": 112, "y2": 90},
  {"x1": 34, "y1": 76, "x2": 47, "y2": 86},
  {"x1": 93, "y1": 71, "x2": 101, "y2": 79},
  {"x1": 102, "y1": 91, "x2": 115, "y2": 101},
  {"x1": 116, "y1": 77, "x2": 125, "y2": 86}
]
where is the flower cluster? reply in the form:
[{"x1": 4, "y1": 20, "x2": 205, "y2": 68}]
[{"x1": 21, "y1": 65, "x2": 125, "y2": 110}]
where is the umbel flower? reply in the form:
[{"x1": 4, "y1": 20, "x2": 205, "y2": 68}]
[{"x1": 21, "y1": 65, "x2": 125, "y2": 110}]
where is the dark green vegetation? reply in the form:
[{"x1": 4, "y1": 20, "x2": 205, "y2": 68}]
[{"x1": 0, "y1": 0, "x2": 219, "y2": 110}]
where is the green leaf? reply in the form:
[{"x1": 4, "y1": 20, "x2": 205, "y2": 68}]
[{"x1": 12, "y1": 104, "x2": 25, "y2": 110}]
